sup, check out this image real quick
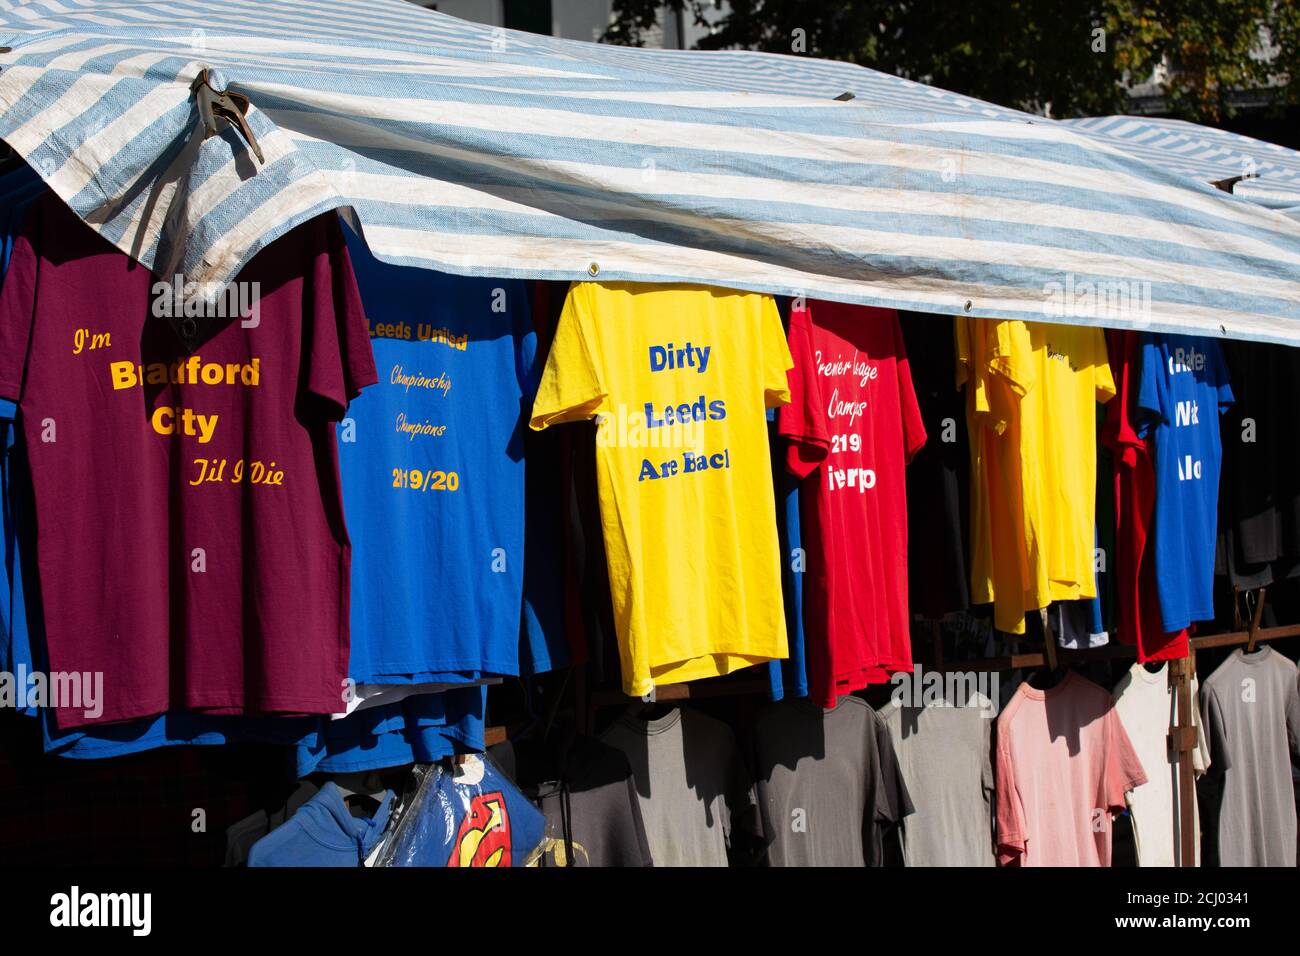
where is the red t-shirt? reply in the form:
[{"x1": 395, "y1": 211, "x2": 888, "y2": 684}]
[
  {"x1": 1102, "y1": 329, "x2": 1188, "y2": 662},
  {"x1": 780, "y1": 301, "x2": 926, "y2": 706},
  {"x1": 0, "y1": 196, "x2": 377, "y2": 728}
]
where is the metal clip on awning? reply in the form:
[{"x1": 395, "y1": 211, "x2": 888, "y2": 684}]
[{"x1": 191, "y1": 68, "x2": 264, "y2": 164}]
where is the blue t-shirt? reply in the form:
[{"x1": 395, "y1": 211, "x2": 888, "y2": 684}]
[
  {"x1": 1136, "y1": 333, "x2": 1233, "y2": 632},
  {"x1": 248, "y1": 783, "x2": 394, "y2": 867},
  {"x1": 339, "y1": 226, "x2": 539, "y2": 682},
  {"x1": 767, "y1": 414, "x2": 807, "y2": 700},
  {"x1": 296, "y1": 684, "x2": 486, "y2": 776},
  {"x1": 766, "y1": 300, "x2": 808, "y2": 701},
  {"x1": 1, "y1": 177, "x2": 48, "y2": 681}
]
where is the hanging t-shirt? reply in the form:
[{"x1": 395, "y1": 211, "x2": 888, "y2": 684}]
[
  {"x1": 1200, "y1": 646, "x2": 1300, "y2": 867},
  {"x1": 882, "y1": 694, "x2": 996, "y2": 867},
  {"x1": 995, "y1": 671, "x2": 1147, "y2": 866},
  {"x1": 1111, "y1": 662, "x2": 1209, "y2": 867},
  {"x1": 0, "y1": 194, "x2": 377, "y2": 728},
  {"x1": 960, "y1": 319, "x2": 1113, "y2": 632},
  {"x1": 767, "y1": 414, "x2": 808, "y2": 701},
  {"x1": 1102, "y1": 330, "x2": 1189, "y2": 661},
  {"x1": 753, "y1": 696, "x2": 913, "y2": 867},
  {"x1": 530, "y1": 283, "x2": 791, "y2": 696},
  {"x1": 901, "y1": 312, "x2": 970, "y2": 618},
  {"x1": 489, "y1": 733, "x2": 654, "y2": 867},
  {"x1": 296, "y1": 685, "x2": 486, "y2": 777},
  {"x1": 0, "y1": 175, "x2": 46, "y2": 689},
  {"x1": 1019, "y1": 322, "x2": 1115, "y2": 603},
  {"x1": 1218, "y1": 340, "x2": 1300, "y2": 587},
  {"x1": 767, "y1": 296, "x2": 809, "y2": 703},
  {"x1": 337, "y1": 227, "x2": 541, "y2": 683},
  {"x1": 1135, "y1": 333, "x2": 1233, "y2": 633},
  {"x1": 600, "y1": 705, "x2": 758, "y2": 867},
  {"x1": 779, "y1": 302, "x2": 925, "y2": 705},
  {"x1": 959, "y1": 317, "x2": 1035, "y2": 634}
]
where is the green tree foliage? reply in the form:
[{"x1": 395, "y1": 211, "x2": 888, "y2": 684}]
[{"x1": 604, "y1": 1, "x2": 1299, "y2": 121}]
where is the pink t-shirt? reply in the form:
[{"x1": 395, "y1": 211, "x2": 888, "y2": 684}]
[
  {"x1": 995, "y1": 670, "x2": 1147, "y2": 866},
  {"x1": 0, "y1": 195, "x2": 377, "y2": 728}
]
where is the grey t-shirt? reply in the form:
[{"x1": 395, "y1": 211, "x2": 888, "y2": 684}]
[
  {"x1": 489, "y1": 734, "x2": 653, "y2": 867},
  {"x1": 599, "y1": 706, "x2": 756, "y2": 867},
  {"x1": 883, "y1": 697, "x2": 996, "y2": 866},
  {"x1": 751, "y1": 696, "x2": 912, "y2": 867},
  {"x1": 1200, "y1": 647, "x2": 1300, "y2": 866}
]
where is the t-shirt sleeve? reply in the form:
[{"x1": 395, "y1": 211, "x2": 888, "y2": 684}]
[
  {"x1": 1211, "y1": 340, "x2": 1234, "y2": 413},
  {"x1": 1134, "y1": 334, "x2": 1165, "y2": 437},
  {"x1": 1103, "y1": 330, "x2": 1144, "y2": 466},
  {"x1": 892, "y1": 312, "x2": 927, "y2": 463},
  {"x1": 982, "y1": 319, "x2": 1032, "y2": 434},
  {"x1": 762, "y1": 294, "x2": 793, "y2": 409},
  {"x1": 872, "y1": 711, "x2": 914, "y2": 825},
  {"x1": 778, "y1": 306, "x2": 829, "y2": 480},
  {"x1": 1202, "y1": 685, "x2": 1232, "y2": 775},
  {"x1": 1191, "y1": 677, "x2": 1211, "y2": 774},
  {"x1": 529, "y1": 283, "x2": 608, "y2": 430},
  {"x1": 994, "y1": 729, "x2": 1026, "y2": 866},
  {"x1": 1285, "y1": 666, "x2": 1300, "y2": 768},
  {"x1": 986, "y1": 319, "x2": 1034, "y2": 398},
  {"x1": 0, "y1": 217, "x2": 39, "y2": 406},
  {"x1": 620, "y1": 760, "x2": 655, "y2": 867},
  {"x1": 981, "y1": 715, "x2": 995, "y2": 794},
  {"x1": 1092, "y1": 327, "x2": 1117, "y2": 404},
  {"x1": 306, "y1": 216, "x2": 379, "y2": 419},
  {"x1": 1102, "y1": 708, "x2": 1148, "y2": 812},
  {"x1": 513, "y1": 283, "x2": 541, "y2": 401}
]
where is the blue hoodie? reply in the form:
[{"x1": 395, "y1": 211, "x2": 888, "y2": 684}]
[{"x1": 248, "y1": 783, "x2": 393, "y2": 867}]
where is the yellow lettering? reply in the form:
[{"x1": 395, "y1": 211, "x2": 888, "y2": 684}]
[
  {"x1": 152, "y1": 406, "x2": 175, "y2": 435},
  {"x1": 109, "y1": 361, "x2": 138, "y2": 390}
]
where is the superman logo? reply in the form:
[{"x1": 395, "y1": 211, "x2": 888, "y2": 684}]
[{"x1": 448, "y1": 792, "x2": 512, "y2": 867}]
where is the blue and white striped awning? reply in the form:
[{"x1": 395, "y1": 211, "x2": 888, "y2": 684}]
[
  {"x1": 1062, "y1": 115, "x2": 1300, "y2": 209},
  {"x1": 1, "y1": 0, "x2": 1300, "y2": 343}
]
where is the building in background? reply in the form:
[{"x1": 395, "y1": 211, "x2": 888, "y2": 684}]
[{"x1": 410, "y1": 0, "x2": 725, "y2": 47}]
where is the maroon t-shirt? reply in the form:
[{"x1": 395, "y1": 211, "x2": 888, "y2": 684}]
[{"x1": 0, "y1": 195, "x2": 377, "y2": 728}]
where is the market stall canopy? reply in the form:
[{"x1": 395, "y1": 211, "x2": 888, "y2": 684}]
[
  {"x1": 1062, "y1": 115, "x2": 1300, "y2": 212},
  {"x1": 1, "y1": 0, "x2": 1300, "y2": 343}
]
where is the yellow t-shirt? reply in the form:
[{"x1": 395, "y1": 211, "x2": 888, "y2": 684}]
[
  {"x1": 959, "y1": 317, "x2": 1035, "y2": 633},
  {"x1": 1019, "y1": 321, "x2": 1115, "y2": 602},
  {"x1": 530, "y1": 282, "x2": 792, "y2": 696},
  {"x1": 959, "y1": 318, "x2": 1114, "y2": 633}
]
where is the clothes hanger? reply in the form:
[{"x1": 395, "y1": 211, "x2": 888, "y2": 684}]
[
  {"x1": 1245, "y1": 587, "x2": 1265, "y2": 654},
  {"x1": 1023, "y1": 608, "x2": 1068, "y2": 690}
]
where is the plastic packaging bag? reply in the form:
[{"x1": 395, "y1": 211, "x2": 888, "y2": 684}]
[{"x1": 375, "y1": 754, "x2": 545, "y2": 867}]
